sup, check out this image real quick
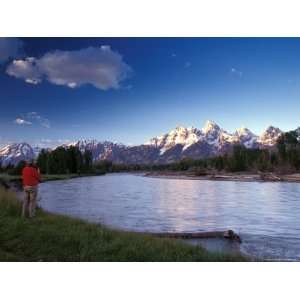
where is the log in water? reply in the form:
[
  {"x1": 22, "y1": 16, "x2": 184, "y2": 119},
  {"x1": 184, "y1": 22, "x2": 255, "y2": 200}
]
[{"x1": 151, "y1": 230, "x2": 242, "y2": 243}]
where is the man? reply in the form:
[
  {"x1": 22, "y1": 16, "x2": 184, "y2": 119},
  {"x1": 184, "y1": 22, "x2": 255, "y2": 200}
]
[{"x1": 22, "y1": 160, "x2": 41, "y2": 218}]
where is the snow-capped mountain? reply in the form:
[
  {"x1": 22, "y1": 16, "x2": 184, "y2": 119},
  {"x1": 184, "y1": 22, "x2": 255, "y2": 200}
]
[
  {"x1": 0, "y1": 143, "x2": 37, "y2": 166},
  {"x1": 0, "y1": 121, "x2": 285, "y2": 166},
  {"x1": 63, "y1": 139, "x2": 128, "y2": 162},
  {"x1": 201, "y1": 120, "x2": 238, "y2": 149},
  {"x1": 145, "y1": 121, "x2": 281, "y2": 157},
  {"x1": 146, "y1": 126, "x2": 202, "y2": 154},
  {"x1": 257, "y1": 126, "x2": 283, "y2": 147},
  {"x1": 234, "y1": 127, "x2": 258, "y2": 148}
]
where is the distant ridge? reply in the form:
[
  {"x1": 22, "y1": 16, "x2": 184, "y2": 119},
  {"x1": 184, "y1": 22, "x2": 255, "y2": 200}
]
[{"x1": 0, "y1": 120, "x2": 285, "y2": 166}]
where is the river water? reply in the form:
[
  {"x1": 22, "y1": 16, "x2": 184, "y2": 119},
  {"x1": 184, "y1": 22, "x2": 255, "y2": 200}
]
[{"x1": 39, "y1": 173, "x2": 300, "y2": 261}]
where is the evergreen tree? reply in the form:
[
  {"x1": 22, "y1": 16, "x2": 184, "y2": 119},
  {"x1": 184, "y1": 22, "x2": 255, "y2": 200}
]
[
  {"x1": 37, "y1": 149, "x2": 49, "y2": 174},
  {"x1": 230, "y1": 145, "x2": 246, "y2": 172},
  {"x1": 83, "y1": 150, "x2": 93, "y2": 172}
]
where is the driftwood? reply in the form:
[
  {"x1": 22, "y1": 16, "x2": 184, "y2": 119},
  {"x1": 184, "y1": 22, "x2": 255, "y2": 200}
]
[{"x1": 151, "y1": 230, "x2": 242, "y2": 243}]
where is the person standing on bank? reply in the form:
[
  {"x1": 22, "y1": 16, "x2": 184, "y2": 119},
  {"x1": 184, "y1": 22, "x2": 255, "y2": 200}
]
[{"x1": 22, "y1": 160, "x2": 41, "y2": 218}]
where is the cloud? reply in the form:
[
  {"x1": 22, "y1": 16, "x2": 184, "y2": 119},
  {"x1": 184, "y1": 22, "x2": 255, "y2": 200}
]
[
  {"x1": 27, "y1": 112, "x2": 50, "y2": 128},
  {"x1": 6, "y1": 45, "x2": 132, "y2": 90},
  {"x1": 14, "y1": 118, "x2": 32, "y2": 125},
  {"x1": 7, "y1": 57, "x2": 42, "y2": 84},
  {"x1": 0, "y1": 38, "x2": 23, "y2": 63},
  {"x1": 230, "y1": 67, "x2": 243, "y2": 77},
  {"x1": 14, "y1": 112, "x2": 50, "y2": 128},
  {"x1": 33, "y1": 138, "x2": 72, "y2": 149}
]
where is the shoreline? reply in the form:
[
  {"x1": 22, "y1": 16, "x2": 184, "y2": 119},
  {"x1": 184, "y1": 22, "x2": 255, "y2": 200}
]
[
  {"x1": 0, "y1": 173, "x2": 248, "y2": 261},
  {"x1": 144, "y1": 171, "x2": 300, "y2": 183},
  {"x1": 0, "y1": 186, "x2": 247, "y2": 262}
]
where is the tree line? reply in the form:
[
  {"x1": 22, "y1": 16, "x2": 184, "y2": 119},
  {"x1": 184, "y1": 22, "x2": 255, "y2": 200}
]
[
  {"x1": 0, "y1": 146, "x2": 94, "y2": 176},
  {"x1": 36, "y1": 146, "x2": 94, "y2": 174}
]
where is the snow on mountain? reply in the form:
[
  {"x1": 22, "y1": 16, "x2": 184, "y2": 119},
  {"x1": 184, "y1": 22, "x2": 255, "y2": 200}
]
[
  {"x1": 62, "y1": 139, "x2": 128, "y2": 161},
  {"x1": 201, "y1": 120, "x2": 222, "y2": 145},
  {"x1": 66, "y1": 139, "x2": 99, "y2": 149},
  {"x1": 0, "y1": 143, "x2": 37, "y2": 166},
  {"x1": 257, "y1": 126, "x2": 283, "y2": 147},
  {"x1": 202, "y1": 120, "x2": 220, "y2": 135},
  {"x1": 234, "y1": 127, "x2": 258, "y2": 148},
  {"x1": 201, "y1": 120, "x2": 238, "y2": 148},
  {"x1": 146, "y1": 126, "x2": 202, "y2": 154},
  {"x1": 145, "y1": 120, "x2": 275, "y2": 156}
]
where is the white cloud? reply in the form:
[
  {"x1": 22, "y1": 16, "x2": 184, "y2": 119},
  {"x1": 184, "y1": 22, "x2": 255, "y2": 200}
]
[
  {"x1": 230, "y1": 67, "x2": 243, "y2": 77},
  {"x1": 7, "y1": 57, "x2": 42, "y2": 83},
  {"x1": 34, "y1": 138, "x2": 72, "y2": 149},
  {"x1": 14, "y1": 118, "x2": 32, "y2": 125},
  {"x1": 0, "y1": 38, "x2": 23, "y2": 63},
  {"x1": 27, "y1": 112, "x2": 50, "y2": 128},
  {"x1": 13, "y1": 112, "x2": 50, "y2": 128},
  {"x1": 6, "y1": 45, "x2": 132, "y2": 90}
]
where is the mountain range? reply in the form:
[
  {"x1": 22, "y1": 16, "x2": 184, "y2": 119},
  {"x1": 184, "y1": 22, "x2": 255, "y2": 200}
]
[{"x1": 0, "y1": 120, "x2": 284, "y2": 166}]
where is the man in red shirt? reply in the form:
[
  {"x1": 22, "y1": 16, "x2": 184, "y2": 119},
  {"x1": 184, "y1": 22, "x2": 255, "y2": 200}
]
[{"x1": 22, "y1": 160, "x2": 41, "y2": 218}]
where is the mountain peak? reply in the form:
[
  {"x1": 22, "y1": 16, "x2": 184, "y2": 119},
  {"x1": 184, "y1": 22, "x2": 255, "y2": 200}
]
[
  {"x1": 202, "y1": 120, "x2": 220, "y2": 134},
  {"x1": 0, "y1": 142, "x2": 35, "y2": 166},
  {"x1": 235, "y1": 126, "x2": 255, "y2": 137},
  {"x1": 264, "y1": 125, "x2": 281, "y2": 133},
  {"x1": 173, "y1": 125, "x2": 187, "y2": 133},
  {"x1": 259, "y1": 126, "x2": 283, "y2": 146}
]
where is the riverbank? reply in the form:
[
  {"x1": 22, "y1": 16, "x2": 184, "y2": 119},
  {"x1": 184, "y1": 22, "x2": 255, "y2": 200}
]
[
  {"x1": 145, "y1": 171, "x2": 300, "y2": 183},
  {"x1": 0, "y1": 187, "x2": 247, "y2": 262}
]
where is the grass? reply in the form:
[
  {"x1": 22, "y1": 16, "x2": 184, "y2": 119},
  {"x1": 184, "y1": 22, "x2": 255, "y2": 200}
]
[
  {"x1": 0, "y1": 187, "x2": 248, "y2": 262},
  {"x1": 0, "y1": 173, "x2": 21, "y2": 181}
]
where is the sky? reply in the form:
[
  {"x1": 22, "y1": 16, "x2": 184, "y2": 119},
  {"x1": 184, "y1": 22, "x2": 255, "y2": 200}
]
[{"x1": 1, "y1": 37, "x2": 300, "y2": 148}]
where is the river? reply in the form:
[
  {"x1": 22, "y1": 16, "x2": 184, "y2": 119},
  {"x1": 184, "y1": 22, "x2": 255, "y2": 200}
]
[{"x1": 39, "y1": 173, "x2": 300, "y2": 261}]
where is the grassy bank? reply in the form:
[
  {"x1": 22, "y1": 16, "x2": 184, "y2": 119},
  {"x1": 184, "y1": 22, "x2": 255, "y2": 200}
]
[{"x1": 0, "y1": 188, "x2": 247, "y2": 262}]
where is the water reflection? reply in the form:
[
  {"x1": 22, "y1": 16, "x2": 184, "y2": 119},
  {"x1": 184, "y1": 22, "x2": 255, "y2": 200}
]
[{"x1": 39, "y1": 173, "x2": 300, "y2": 260}]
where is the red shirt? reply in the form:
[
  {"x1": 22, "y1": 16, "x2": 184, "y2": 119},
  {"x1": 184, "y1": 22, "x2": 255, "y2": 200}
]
[{"x1": 22, "y1": 166, "x2": 41, "y2": 187}]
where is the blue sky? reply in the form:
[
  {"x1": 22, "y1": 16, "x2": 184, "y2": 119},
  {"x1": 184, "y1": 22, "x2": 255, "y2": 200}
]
[{"x1": 1, "y1": 37, "x2": 300, "y2": 147}]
